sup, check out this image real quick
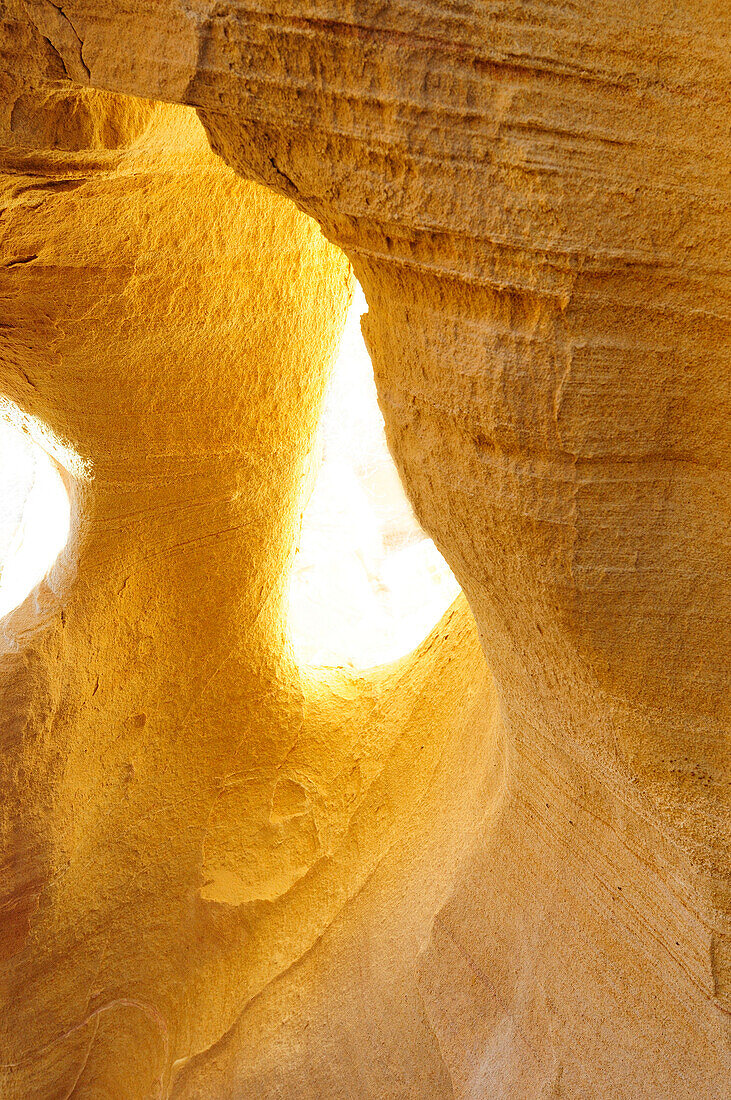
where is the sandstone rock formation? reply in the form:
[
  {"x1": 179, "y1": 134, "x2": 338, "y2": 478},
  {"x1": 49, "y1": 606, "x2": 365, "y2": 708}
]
[{"x1": 0, "y1": 2, "x2": 729, "y2": 1097}]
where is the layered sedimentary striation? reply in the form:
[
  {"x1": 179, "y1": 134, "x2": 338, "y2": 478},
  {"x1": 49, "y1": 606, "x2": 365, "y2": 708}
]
[{"x1": 0, "y1": 2, "x2": 729, "y2": 1097}]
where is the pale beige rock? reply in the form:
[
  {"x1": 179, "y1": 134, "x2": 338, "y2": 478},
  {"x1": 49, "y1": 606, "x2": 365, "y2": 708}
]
[{"x1": 0, "y1": 2, "x2": 729, "y2": 1097}]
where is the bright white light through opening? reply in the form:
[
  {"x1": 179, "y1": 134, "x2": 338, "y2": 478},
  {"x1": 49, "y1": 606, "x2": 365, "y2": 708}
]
[
  {"x1": 0, "y1": 412, "x2": 70, "y2": 620},
  {"x1": 288, "y1": 282, "x2": 460, "y2": 669}
]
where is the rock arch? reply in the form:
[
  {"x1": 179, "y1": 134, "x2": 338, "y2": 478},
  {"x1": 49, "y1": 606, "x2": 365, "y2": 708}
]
[{"x1": 0, "y1": 3, "x2": 728, "y2": 1096}]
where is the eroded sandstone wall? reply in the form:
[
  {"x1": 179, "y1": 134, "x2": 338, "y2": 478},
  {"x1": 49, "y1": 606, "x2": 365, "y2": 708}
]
[{"x1": 0, "y1": 2, "x2": 729, "y2": 1097}]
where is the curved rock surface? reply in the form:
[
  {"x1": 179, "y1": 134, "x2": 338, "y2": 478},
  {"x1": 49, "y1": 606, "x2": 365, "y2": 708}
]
[{"x1": 0, "y1": 2, "x2": 729, "y2": 1097}]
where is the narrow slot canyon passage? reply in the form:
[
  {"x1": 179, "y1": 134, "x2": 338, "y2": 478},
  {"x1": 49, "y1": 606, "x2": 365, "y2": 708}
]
[
  {"x1": 0, "y1": 13, "x2": 726, "y2": 1086},
  {"x1": 0, "y1": 405, "x2": 70, "y2": 620},
  {"x1": 287, "y1": 280, "x2": 460, "y2": 668}
]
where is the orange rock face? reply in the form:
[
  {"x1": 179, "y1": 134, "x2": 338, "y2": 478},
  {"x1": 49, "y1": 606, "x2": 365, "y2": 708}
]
[{"x1": 0, "y1": 2, "x2": 729, "y2": 1097}]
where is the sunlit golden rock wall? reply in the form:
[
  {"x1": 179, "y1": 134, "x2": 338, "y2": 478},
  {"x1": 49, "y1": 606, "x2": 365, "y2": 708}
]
[{"x1": 0, "y1": 2, "x2": 729, "y2": 1097}]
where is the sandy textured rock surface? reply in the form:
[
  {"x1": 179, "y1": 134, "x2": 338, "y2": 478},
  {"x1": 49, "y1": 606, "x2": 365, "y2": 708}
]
[{"x1": 0, "y1": 2, "x2": 729, "y2": 1097}]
